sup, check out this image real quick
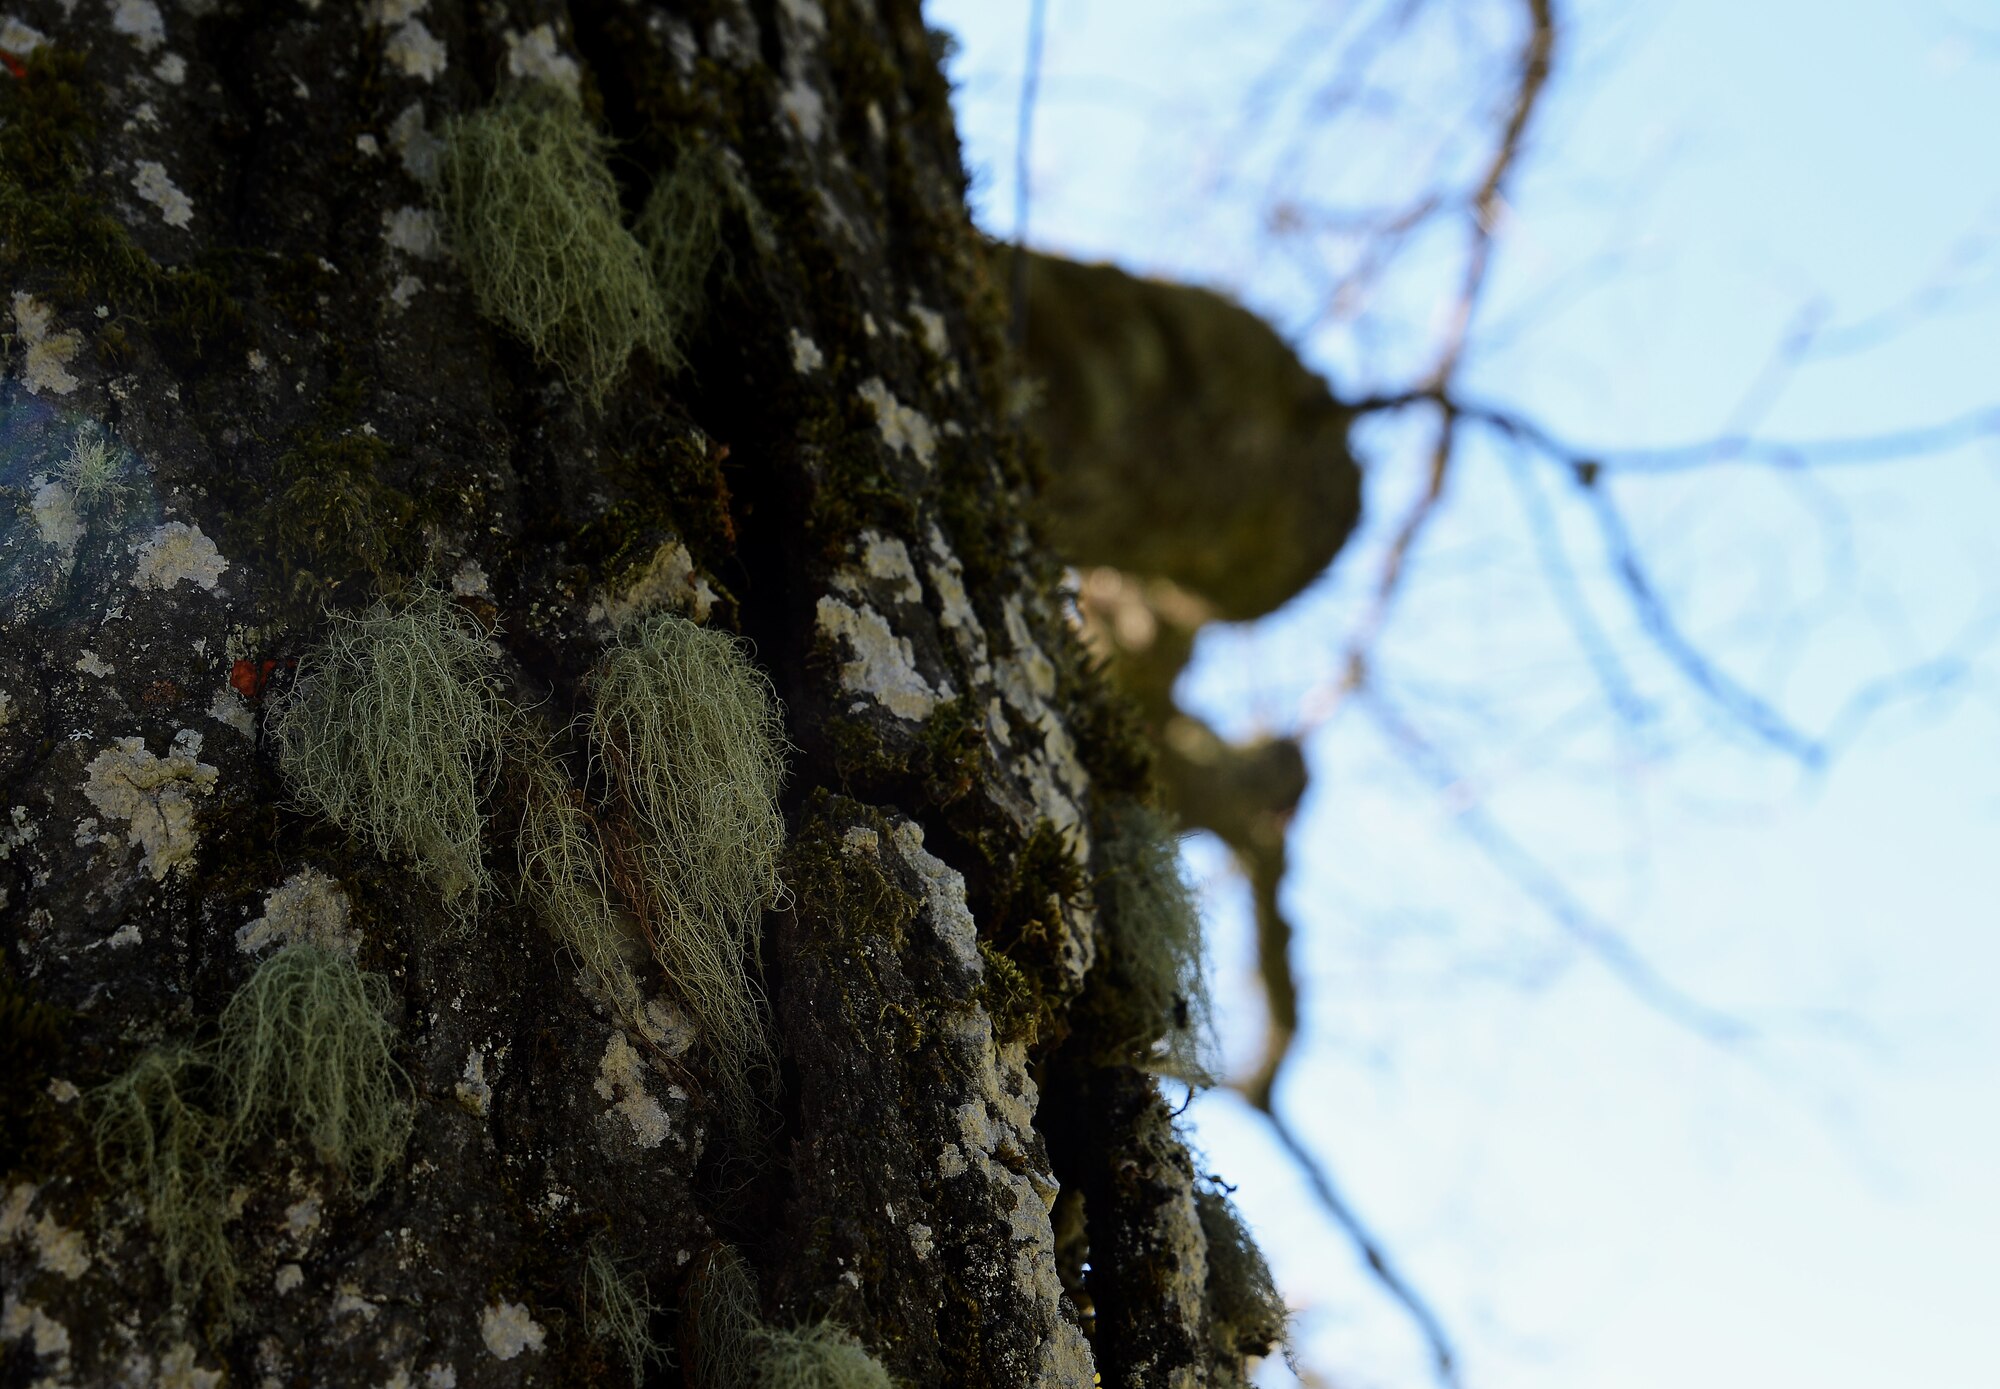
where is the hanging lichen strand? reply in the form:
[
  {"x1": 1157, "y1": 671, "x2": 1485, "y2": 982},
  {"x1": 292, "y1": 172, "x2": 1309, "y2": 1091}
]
[
  {"x1": 516, "y1": 737, "x2": 648, "y2": 1023},
  {"x1": 1196, "y1": 1185, "x2": 1291, "y2": 1385},
  {"x1": 583, "y1": 1238, "x2": 668, "y2": 1387},
  {"x1": 588, "y1": 611, "x2": 788, "y2": 1127},
  {"x1": 271, "y1": 588, "x2": 504, "y2": 907}
]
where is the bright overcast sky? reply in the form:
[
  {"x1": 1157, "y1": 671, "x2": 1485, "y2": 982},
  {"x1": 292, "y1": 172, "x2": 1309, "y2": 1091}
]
[{"x1": 925, "y1": 2, "x2": 2000, "y2": 1387}]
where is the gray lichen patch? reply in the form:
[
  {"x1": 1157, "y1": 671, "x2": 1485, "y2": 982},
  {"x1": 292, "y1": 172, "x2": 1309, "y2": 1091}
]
[
  {"x1": 815, "y1": 594, "x2": 953, "y2": 721},
  {"x1": 130, "y1": 159, "x2": 193, "y2": 228},
  {"x1": 130, "y1": 521, "x2": 227, "y2": 591},
  {"x1": 0, "y1": 1183, "x2": 92, "y2": 1279},
  {"x1": 588, "y1": 538, "x2": 717, "y2": 629},
  {"x1": 234, "y1": 869, "x2": 358, "y2": 955},
  {"x1": 856, "y1": 378, "x2": 937, "y2": 468},
  {"x1": 889, "y1": 819, "x2": 978, "y2": 975},
  {"x1": 11, "y1": 292, "x2": 81, "y2": 396},
  {"x1": 81, "y1": 734, "x2": 218, "y2": 879},
  {"x1": 478, "y1": 1300, "x2": 545, "y2": 1360},
  {"x1": 593, "y1": 1030, "x2": 674, "y2": 1150}
]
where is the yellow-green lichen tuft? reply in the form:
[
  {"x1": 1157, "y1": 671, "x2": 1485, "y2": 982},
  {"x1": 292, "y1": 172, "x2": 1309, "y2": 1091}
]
[
  {"x1": 215, "y1": 942, "x2": 413, "y2": 1198},
  {"x1": 90, "y1": 1046, "x2": 237, "y2": 1321},
  {"x1": 272, "y1": 588, "x2": 504, "y2": 906},
  {"x1": 56, "y1": 423, "x2": 133, "y2": 513},
  {"x1": 584, "y1": 1238, "x2": 666, "y2": 1387},
  {"x1": 437, "y1": 89, "x2": 673, "y2": 406},
  {"x1": 1093, "y1": 801, "x2": 1215, "y2": 1083},
  {"x1": 590, "y1": 611, "x2": 787, "y2": 1125}
]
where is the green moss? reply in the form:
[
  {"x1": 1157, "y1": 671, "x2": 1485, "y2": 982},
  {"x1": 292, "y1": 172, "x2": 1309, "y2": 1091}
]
[
  {"x1": 437, "y1": 89, "x2": 673, "y2": 406},
  {"x1": 0, "y1": 47, "x2": 243, "y2": 368},
  {"x1": 974, "y1": 940, "x2": 1038, "y2": 1046},
  {"x1": 260, "y1": 429, "x2": 421, "y2": 604},
  {"x1": 799, "y1": 400, "x2": 921, "y2": 562},
  {"x1": 215, "y1": 943, "x2": 412, "y2": 1198},
  {"x1": 778, "y1": 801, "x2": 933, "y2": 1055},
  {"x1": 572, "y1": 416, "x2": 738, "y2": 592},
  {"x1": 589, "y1": 612, "x2": 788, "y2": 1126},
  {"x1": 583, "y1": 1238, "x2": 666, "y2": 1388},
  {"x1": 89, "y1": 1047, "x2": 237, "y2": 1321},
  {"x1": 917, "y1": 695, "x2": 984, "y2": 805},
  {"x1": 1059, "y1": 650, "x2": 1155, "y2": 800},
  {"x1": 0, "y1": 955, "x2": 66, "y2": 1174},
  {"x1": 1197, "y1": 1185, "x2": 1287, "y2": 1379},
  {"x1": 979, "y1": 820, "x2": 1089, "y2": 1050},
  {"x1": 272, "y1": 588, "x2": 505, "y2": 906},
  {"x1": 1089, "y1": 801, "x2": 1214, "y2": 1083}
]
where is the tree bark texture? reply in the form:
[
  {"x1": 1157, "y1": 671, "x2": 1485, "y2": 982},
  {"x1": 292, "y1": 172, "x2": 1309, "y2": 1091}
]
[{"x1": 0, "y1": 3, "x2": 1282, "y2": 1387}]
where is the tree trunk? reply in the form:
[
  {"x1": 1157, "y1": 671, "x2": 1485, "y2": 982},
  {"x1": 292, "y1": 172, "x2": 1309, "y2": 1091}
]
[{"x1": 0, "y1": 4, "x2": 1271, "y2": 1386}]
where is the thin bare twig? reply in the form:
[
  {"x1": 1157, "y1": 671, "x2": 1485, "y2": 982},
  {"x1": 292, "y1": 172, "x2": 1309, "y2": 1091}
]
[
  {"x1": 1576, "y1": 479, "x2": 1824, "y2": 766},
  {"x1": 1358, "y1": 686, "x2": 1759, "y2": 1045},
  {"x1": 1248, "y1": 12, "x2": 1559, "y2": 1386},
  {"x1": 1259, "y1": 1102, "x2": 1462, "y2": 1388},
  {"x1": 1009, "y1": 0, "x2": 1049, "y2": 347},
  {"x1": 1326, "y1": 0, "x2": 1558, "y2": 706}
]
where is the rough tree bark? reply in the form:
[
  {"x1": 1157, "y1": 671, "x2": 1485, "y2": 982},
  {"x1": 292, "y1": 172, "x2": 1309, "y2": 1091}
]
[{"x1": 0, "y1": 4, "x2": 1308, "y2": 1387}]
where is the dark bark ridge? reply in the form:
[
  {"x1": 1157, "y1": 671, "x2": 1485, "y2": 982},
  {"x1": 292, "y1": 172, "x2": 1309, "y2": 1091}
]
[{"x1": 0, "y1": 3, "x2": 1274, "y2": 1387}]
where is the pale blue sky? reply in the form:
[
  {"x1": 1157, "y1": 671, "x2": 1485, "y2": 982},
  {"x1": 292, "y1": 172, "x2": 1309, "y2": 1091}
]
[{"x1": 926, "y1": 2, "x2": 2000, "y2": 1386}]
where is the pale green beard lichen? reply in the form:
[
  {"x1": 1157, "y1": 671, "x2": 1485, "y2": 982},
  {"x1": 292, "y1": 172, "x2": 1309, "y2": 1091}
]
[
  {"x1": 272, "y1": 588, "x2": 503, "y2": 906},
  {"x1": 215, "y1": 942, "x2": 413, "y2": 1199},
  {"x1": 583, "y1": 1239, "x2": 665, "y2": 1387},
  {"x1": 687, "y1": 1245, "x2": 894, "y2": 1389},
  {"x1": 634, "y1": 144, "x2": 771, "y2": 373},
  {"x1": 1196, "y1": 1186, "x2": 1287, "y2": 1380},
  {"x1": 437, "y1": 89, "x2": 671, "y2": 406},
  {"x1": 1095, "y1": 801, "x2": 1215, "y2": 1084},
  {"x1": 517, "y1": 740, "x2": 646, "y2": 1021},
  {"x1": 90, "y1": 946, "x2": 413, "y2": 1323},
  {"x1": 56, "y1": 424, "x2": 132, "y2": 514},
  {"x1": 688, "y1": 1244, "x2": 764, "y2": 1389},
  {"x1": 89, "y1": 1047, "x2": 237, "y2": 1321},
  {"x1": 590, "y1": 612, "x2": 787, "y2": 1125},
  {"x1": 756, "y1": 1323, "x2": 896, "y2": 1389}
]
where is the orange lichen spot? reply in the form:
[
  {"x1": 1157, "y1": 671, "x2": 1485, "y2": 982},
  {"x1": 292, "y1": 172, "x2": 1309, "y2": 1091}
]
[{"x1": 229, "y1": 658, "x2": 283, "y2": 701}]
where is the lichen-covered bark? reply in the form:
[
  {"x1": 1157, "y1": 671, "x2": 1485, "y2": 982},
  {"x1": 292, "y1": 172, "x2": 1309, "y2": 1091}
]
[{"x1": 0, "y1": 2, "x2": 1246, "y2": 1386}]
